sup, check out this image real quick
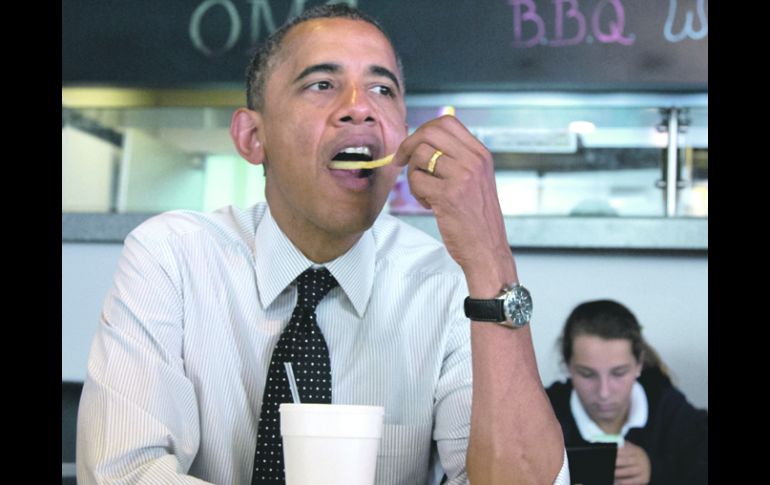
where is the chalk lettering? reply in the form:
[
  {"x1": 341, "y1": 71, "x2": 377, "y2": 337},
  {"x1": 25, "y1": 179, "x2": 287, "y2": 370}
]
[
  {"x1": 591, "y1": 0, "x2": 634, "y2": 45},
  {"x1": 190, "y1": 0, "x2": 242, "y2": 57},
  {"x1": 246, "y1": 0, "x2": 277, "y2": 45},
  {"x1": 509, "y1": 0, "x2": 546, "y2": 48},
  {"x1": 550, "y1": 0, "x2": 586, "y2": 47},
  {"x1": 509, "y1": 0, "x2": 633, "y2": 48},
  {"x1": 190, "y1": 0, "x2": 358, "y2": 58},
  {"x1": 664, "y1": 0, "x2": 707, "y2": 43}
]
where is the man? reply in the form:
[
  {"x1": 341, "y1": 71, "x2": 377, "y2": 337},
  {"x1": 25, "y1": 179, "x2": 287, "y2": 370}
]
[{"x1": 77, "y1": 5, "x2": 567, "y2": 484}]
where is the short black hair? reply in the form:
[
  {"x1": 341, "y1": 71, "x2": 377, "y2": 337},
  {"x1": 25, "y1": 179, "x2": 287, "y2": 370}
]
[{"x1": 245, "y1": 3, "x2": 404, "y2": 111}]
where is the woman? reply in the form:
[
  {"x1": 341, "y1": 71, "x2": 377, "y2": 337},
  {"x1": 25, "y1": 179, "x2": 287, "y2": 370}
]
[{"x1": 546, "y1": 300, "x2": 707, "y2": 485}]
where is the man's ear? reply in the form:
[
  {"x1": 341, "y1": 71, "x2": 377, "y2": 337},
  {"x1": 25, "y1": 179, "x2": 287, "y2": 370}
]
[{"x1": 230, "y1": 108, "x2": 266, "y2": 166}]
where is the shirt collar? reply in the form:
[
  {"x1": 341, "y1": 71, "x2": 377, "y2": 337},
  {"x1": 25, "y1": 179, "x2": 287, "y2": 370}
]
[
  {"x1": 622, "y1": 381, "x2": 649, "y2": 434},
  {"x1": 570, "y1": 380, "x2": 648, "y2": 446},
  {"x1": 253, "y1": 206, "x2": 375, "y2": 318}
]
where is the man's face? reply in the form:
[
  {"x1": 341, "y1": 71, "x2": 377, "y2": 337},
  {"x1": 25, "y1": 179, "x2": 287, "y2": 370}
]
[
  {"x1": 256, "y1": 18, "x2": 407, "y2": 245},
  {"x1": 568, "y1": 335, "x2": 643, "y2": 430}
]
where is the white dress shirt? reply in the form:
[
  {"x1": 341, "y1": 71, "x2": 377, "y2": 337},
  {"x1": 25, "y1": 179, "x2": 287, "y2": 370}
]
[
  {"x1": 571, "y1": 381, "x2": 649, "y2": 447},
  {"x1": 77, "y1": 202, "x2": 568, "y2": 484}
]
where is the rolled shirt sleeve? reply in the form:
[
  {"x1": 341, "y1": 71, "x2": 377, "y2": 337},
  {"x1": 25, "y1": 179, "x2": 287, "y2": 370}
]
[
  {"x1": 553, "y1": 449, "x2": 570, "y2": 484},
  {"x1": 77, "y1": 231, "x2": 210, "y2": 485},
  {"x1": 432, "y1": 282, "x2": 473, "y2": 483}
]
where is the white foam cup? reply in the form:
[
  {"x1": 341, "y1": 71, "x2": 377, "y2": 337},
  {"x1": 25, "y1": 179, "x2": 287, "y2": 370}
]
[{"x1": 279, "y1": 403, "x2": 384, "y2": 485}]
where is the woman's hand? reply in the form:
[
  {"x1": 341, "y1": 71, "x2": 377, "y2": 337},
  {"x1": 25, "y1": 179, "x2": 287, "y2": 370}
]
[{"x1": 614, "y1": 440, "x2": 651, "y2": 485}]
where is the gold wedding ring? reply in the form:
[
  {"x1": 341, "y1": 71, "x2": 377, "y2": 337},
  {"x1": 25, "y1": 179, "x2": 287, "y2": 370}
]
[{"x1": 427, "y1": 149, "x2": 443, "y2": 176}]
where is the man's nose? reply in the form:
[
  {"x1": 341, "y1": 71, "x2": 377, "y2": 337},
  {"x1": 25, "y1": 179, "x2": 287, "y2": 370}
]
[{"x1": 333, "y1": 85, "x2": 375, "y2": 125}]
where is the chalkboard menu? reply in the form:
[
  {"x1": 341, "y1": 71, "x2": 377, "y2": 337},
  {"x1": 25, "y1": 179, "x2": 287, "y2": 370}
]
[{"x1": 62, "y1": 0, "x2": 708, "y2": 92}]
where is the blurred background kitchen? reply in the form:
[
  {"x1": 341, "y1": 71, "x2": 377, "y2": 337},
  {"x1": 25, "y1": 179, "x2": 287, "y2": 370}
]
[{"x1": 62, "y1": 0, "x2": 707, "y2": 477}]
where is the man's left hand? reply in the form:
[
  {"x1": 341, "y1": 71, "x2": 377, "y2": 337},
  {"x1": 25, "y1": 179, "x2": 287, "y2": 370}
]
[{"x1": 393, "y1": 115, "x2": 515, "y2": 291}]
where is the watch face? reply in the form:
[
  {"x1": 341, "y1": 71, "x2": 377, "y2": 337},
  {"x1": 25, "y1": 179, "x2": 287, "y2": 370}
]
[{"x1": 504, "y1": 285, "x2": 533, "y2": 326}]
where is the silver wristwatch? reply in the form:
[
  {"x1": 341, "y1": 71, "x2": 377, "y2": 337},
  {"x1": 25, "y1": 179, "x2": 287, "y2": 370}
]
[{"x1": 463, "y1": 283, "x2": 533, "y2": 328}]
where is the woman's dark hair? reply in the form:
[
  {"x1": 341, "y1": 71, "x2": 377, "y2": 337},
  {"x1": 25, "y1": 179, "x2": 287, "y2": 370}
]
[{"x1": 558, "y1": 299, "x2": 671, "y2": 379}]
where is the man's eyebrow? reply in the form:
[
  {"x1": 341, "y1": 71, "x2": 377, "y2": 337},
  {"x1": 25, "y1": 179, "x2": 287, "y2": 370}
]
[
  {"x1": 370, "y1": 65, "x2": 401, "y2": 93},
  {"x1": 293, "y1": 63, "x2": 341, "y2": 84},
  {"x1": 292, "y1": 62, "x2": 401, "y2": 93}
]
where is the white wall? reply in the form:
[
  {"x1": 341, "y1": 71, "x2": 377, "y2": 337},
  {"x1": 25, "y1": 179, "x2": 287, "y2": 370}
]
[
  {"x1": 521, "y1": 251, "x2": 708, "y2": 409},
  {"x1": 117, "y1": 129, "x2": 204, "y2": 212},
  {"x1": 61, "y1": 243, "x2": 124, "y2": 382},
  {"x1": 62, "y1": 126, "x2": 118, "y2": 212},
  {"x1": 62, "y1": 242, "x2": 707, "y2": 409}
]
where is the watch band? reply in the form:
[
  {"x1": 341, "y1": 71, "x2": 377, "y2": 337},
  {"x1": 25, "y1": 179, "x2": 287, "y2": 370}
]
[{"x1": 463, "y1": 297, "x2": 505, "y2": 322}]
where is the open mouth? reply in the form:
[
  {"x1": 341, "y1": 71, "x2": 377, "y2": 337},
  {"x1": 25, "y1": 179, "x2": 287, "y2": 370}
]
[{"x1": 331, "y1": 146, "x2": 375, "y2": 177}]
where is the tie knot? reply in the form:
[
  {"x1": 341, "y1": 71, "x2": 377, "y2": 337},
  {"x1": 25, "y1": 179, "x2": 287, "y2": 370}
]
[{"x1": 295, "y1": 267, "x2": 338, "y2": 309}]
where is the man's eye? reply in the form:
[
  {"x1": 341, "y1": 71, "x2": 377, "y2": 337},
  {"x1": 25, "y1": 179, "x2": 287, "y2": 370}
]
[
  {"x1": 370, "y1": 85, "x2": 395, "y2": 97},
  {"x1": 309, "y1": 81, "x2": 333, "y2": 91}
]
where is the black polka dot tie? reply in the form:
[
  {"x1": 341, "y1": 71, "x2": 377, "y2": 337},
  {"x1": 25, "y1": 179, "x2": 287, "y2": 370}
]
[{"x1": 251, "y1": 267, "x2": 338, "y2": 484}]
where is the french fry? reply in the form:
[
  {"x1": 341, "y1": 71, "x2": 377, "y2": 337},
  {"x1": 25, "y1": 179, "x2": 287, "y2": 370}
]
[
  {"x1": 329, "y1": 106, "x2": 455, "y2": 170},
  {"x1": 329, "y1": 153, "x2": 394, "y2": 170}
]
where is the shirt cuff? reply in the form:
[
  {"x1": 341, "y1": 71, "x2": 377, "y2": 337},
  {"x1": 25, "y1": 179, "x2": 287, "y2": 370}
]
[{"x1": 553, "y1": 449, "x2": 570, "y2": 485}]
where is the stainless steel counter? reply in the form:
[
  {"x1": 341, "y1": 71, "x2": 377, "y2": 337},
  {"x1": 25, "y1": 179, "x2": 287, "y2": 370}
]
[{"x1": 63, "y1": 213, "x2": 707, "y2": 251}]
